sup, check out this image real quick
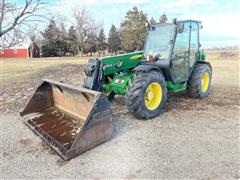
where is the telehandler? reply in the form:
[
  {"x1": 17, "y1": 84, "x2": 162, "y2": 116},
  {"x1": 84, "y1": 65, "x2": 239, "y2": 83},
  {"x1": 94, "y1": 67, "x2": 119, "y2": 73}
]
[{"x1": 21, "y1": 19, "x2": 212, "y2": 159}]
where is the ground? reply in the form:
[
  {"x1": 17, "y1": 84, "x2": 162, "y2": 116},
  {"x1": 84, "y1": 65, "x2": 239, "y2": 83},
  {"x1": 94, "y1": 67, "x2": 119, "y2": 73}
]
[{"x1": 1, "y1": 51, "x2": 240, "y2": 178}]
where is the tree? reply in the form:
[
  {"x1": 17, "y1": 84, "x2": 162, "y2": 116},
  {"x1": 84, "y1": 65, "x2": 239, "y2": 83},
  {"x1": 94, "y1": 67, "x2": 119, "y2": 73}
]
[
  {"x1": 108, "y1": 24, "x2": 121, "y2": 54},
  {"x1": 41, "y1": 19, "x2": 60, "y2": 57},
  {"x1": 68, "y1": 26, "x2": 79, "y2": 56},
  {"x1": 57, "y1": 22, "x2": 69, "y2": 56},
  {"x1": 84, "y1": 31, "x2": 97, "y2": 56},
  {"x1": 159, "y1": 13, "x2": 168, "y2": 24},
  {"x1": 41, "y1": 19, "x2": 71, "y2": 57},
  {"x1": 149, "y1": 17, "x2": 156, "y2": 25},
  {"x1": 73, "y1": 7, "x2": 97, "y2": 57},
  {"x1": 120, "y1": 7, "x2": 148, "y2": 52},
  {"x1": 96, "y1": 28, "x2": 107, "y2": 56},
  {"x1": 0, "y1": 0, "x2": 45, "y2": 48},
  {"x1": 28, "y1": 25, "x2": 42, "y2": 58}
]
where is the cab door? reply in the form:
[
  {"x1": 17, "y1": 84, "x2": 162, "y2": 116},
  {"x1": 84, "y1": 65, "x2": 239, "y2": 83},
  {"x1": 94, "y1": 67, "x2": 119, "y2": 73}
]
[
  {"x1": 170, "y1": 22, "x2": 190, "y2": 83},
  {"x1": 189, "y1": 22, "x2": 199, "y2": 70}
]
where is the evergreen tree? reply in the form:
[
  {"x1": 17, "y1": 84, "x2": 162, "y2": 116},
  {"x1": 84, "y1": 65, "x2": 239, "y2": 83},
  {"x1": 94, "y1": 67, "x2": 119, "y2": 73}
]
[
  {"x1": 68, "y1": 26, "x2": 79, "y2": 56},
  {"x1": 84, "y1": 31, "x2": 98, "y2": 56},
  {"x1": 41, "y1": 19, "x2": 69, "y2": 57},
  {"x1": 56, "y1": 23, "x2": 69, "y2": 56},
  {"x1": 41, "y1": 19, "x2": 61, "y2": 57},
  {"x1": 159, "y1": 13, "x2": 168, "y2": 24},
  {"x1": 108, "y1": 24, "x2": 121, "y2": 54},
  {"x1": 96, "y1": 28, "x2": 107, "y2": 56},
  {"x1": 120, "y1": 7, "x2": 148, "y2": 52}
]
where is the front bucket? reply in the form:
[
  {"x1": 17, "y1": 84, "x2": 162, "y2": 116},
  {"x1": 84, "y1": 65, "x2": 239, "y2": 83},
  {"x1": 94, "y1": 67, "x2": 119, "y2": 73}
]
[{"x1": 20, "y1": 79, "x2": 112, "y2": 160}]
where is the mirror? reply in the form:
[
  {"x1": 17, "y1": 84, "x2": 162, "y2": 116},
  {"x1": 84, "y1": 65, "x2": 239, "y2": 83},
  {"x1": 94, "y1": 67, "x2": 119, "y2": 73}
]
[
  {"x1": 177, "y1": 23, "x2": 184, "y2": 33},
  {"x1": 145, "y1": 22, "x2": 151, "y2": 30}
]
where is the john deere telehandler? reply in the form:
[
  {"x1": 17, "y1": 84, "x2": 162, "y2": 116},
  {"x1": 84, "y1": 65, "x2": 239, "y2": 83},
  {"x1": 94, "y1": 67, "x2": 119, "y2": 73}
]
[{"x1": 21, "y1": 19, "x2": 212, "y2": 159}]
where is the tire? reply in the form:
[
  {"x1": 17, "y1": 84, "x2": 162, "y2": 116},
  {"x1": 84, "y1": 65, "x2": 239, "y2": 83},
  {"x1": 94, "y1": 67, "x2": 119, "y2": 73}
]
[
  {"x1": 126, "y1": 71, "x2": 167, "y2": 119},
  {"x1": 187, "y1": 63, "x2": 212, "y2": 98}
]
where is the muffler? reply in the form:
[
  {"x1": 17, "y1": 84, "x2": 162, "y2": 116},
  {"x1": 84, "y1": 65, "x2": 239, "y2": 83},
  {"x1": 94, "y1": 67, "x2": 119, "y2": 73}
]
[{"x1": 20, "y1": 79, "x2": 112, "y2": 160}]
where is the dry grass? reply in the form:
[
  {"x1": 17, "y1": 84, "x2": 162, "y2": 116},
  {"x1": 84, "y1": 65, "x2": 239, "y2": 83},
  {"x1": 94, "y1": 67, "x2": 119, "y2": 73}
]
[
  {"x1": 206, "y1": 50, "x2": 240, "y2": 88},
  {"x1": 0, "y1": 57, "x2": 89, "y2": 81},
  {"x1": 1, "y1": 51, "x2": 239, "y2": 83}
]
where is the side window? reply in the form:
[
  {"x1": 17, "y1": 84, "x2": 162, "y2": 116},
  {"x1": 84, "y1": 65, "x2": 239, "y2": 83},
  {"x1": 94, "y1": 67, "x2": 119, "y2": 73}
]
[
  {"x1": 173, "y1": 22, "x2": 190, "y2": 54},
  {"x1": 190, "y1": 22, "x2": 199, "y2": 67}
]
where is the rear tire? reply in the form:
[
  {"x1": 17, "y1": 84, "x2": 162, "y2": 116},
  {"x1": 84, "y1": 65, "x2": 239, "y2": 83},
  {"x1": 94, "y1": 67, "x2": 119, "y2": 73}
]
[
  {"x1": 187, "y1": 63, "x2": 212, "y2": 98},
  {"x1": 126, "y1": 71, "x2": 167, "y2": 119}
]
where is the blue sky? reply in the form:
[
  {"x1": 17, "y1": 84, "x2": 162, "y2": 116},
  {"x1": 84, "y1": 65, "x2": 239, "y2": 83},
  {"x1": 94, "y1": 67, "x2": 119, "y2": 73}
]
[{"x1": 17, "y1": 0, "x2": 240, "y2": 47}]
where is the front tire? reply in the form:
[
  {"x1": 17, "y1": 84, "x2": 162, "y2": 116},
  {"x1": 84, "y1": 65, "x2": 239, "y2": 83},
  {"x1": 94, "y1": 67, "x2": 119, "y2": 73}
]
[
  {"x1": 187, "y1": 63, "x2": 212, "y2": 98},
  {"x1": 126, "y1": 71, "x2": 167, "y2": 119}
]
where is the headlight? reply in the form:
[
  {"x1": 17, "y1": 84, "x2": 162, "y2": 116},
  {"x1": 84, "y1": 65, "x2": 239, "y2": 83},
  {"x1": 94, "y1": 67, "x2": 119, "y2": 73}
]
[
  {"x1": 147, "y1": 54, "x2": 154, "y2": 61},
  {"x1": 115, "y1": 79, "x2": 125, "y2": 84}
]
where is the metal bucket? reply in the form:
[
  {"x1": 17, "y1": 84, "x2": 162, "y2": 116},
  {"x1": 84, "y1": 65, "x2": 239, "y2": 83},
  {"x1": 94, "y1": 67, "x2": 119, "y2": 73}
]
[{"x1": 20, "y1": 79, "x2": 112, "y2": 160}]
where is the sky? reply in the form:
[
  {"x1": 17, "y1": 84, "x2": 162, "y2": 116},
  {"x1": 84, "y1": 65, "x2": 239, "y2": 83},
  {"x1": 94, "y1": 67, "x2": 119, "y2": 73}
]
[{"x1": 17, "y1": 0, "x2": 240, "y2": 48}]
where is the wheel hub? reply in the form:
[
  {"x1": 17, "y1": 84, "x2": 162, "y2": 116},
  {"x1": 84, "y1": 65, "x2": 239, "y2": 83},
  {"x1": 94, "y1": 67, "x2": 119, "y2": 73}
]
[
  {"x1": 201, "y1": 72, "x2": 209, "y2": 93},
  {"x1": 147, "y1": 91, "x2": 154, "y2": 100},
  {"x1": 144, "y1": 82, "x2": 162, "y2": 110}
]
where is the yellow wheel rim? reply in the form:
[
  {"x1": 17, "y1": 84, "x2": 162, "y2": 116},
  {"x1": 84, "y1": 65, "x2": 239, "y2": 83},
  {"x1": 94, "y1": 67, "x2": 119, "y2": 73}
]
[
  {"x1": 144, "y1": 82, "x2": 162, "y2": 110},
  {"x1": 201, "y1": 72, "x2": 210, "y2": 93}
]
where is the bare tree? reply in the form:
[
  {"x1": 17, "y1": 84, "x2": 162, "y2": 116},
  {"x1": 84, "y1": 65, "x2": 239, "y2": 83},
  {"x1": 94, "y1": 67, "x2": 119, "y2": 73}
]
[
  {"x1": 72, "y1": 6, "x2": 97, "y2": 57},
  {"x1": 28, "y1": 24, "x2": 42, "y2": 57},
  {"x1": 0, "y1": 0, "x2": 45, "y2": 48}
]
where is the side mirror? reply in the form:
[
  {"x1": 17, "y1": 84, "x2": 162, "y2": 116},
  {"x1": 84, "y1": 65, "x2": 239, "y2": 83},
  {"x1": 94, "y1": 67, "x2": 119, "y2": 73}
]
[
  {"x1": 145, "y1": 22, "x2": 151, "y2": 30},
  {"x1": 177, "y1": 23, "x2": 184, "y2": 33}
]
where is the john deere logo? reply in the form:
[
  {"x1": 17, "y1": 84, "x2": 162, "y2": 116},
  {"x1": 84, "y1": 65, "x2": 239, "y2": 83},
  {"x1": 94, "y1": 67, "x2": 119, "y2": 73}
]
[{"x1": 103, "y1": 64, "x2": 113, "y2": 70}]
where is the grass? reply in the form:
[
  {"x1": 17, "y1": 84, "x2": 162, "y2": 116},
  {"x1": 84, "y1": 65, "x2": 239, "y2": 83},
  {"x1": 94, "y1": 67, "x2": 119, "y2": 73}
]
[
  {"x1": 206, "y1": 51, "x2": 240, "y2": 88},
  {"x1": 0, "y1": 57, "x2": 89, "y2": 81},
  {"x1": 1, "y1": 51, "x2": 239, "y2": 83}
]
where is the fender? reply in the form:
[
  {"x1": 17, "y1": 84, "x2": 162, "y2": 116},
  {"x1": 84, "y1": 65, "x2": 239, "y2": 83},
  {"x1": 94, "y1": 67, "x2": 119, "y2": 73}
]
[
  {"x1": 133, "y1": 64, "x2": 160, "y2": 72},
  {"x1": 197, "y1": 60, "x2": 212, "y2": 72}
]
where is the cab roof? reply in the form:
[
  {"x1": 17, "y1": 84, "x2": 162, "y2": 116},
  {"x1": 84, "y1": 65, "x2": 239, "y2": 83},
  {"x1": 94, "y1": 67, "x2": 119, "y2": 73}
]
[{"x1": 151, "y1": 19, "x2": 202, "y2": 27}]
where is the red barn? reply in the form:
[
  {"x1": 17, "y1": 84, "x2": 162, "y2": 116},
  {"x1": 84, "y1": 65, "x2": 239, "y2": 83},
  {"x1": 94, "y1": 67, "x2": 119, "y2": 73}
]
[
  {"x1": 0, "y1": 48, "x2": 29, "y2": 58},
  {"x1": 0, "y1": 42, "x2": 40, "y2": 59}
]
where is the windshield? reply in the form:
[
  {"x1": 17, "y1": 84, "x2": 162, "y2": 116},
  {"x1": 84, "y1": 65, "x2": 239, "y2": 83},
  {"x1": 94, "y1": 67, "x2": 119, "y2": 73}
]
[{"x1": 144, "y1": 24, "x2": 175, "y2": 60}]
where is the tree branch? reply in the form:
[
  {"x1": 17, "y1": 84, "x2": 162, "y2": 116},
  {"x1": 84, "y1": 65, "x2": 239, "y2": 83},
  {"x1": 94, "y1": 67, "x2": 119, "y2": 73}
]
[
  {"x1": 0, "y1": 0, "x2": 5, "y2": 32},
  {"x1": 0, "y1": 0, "x2": 41, "y2": 37}
]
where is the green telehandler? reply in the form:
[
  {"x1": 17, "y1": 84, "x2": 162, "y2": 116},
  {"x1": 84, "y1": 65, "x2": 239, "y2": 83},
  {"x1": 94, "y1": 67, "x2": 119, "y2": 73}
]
[
  {"x1": 84, "y1": 19, "x2": 212, "y2": 118},
  {"x1": 21, "y1": 19, "x2": 212, "y2": 159}
]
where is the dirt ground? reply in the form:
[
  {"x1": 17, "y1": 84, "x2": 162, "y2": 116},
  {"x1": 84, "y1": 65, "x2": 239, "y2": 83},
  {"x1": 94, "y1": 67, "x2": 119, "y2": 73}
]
[{"x1": 1, "y1": 51, "x2": 240, "y2": 179}]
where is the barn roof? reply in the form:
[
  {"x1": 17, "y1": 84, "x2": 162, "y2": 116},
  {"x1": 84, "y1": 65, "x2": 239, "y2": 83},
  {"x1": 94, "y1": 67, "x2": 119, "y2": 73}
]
[
  {"x1": 9, "y1": 41, "x2": 31, "y2": 49},
  {"x1": 1, "y1": 39, "x2": 32, "y2": 49}
]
